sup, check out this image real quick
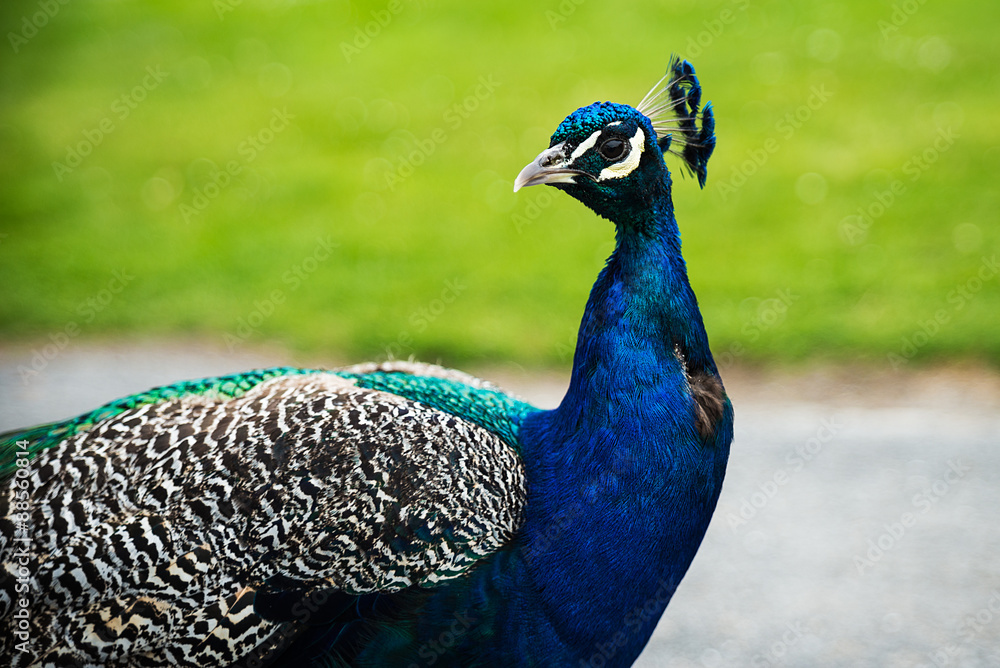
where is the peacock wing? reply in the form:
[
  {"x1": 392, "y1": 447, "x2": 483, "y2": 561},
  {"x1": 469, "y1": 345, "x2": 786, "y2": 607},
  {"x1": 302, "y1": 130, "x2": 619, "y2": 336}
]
[{"x1": 1, "y1": 370, "x2": 527, "y2": 667}]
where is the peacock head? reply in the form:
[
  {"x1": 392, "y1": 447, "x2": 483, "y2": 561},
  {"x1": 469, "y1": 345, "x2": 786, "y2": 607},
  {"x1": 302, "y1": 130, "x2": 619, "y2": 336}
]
[{"x1": 514, "y1": 57, "x2": 716, "y2": 223}]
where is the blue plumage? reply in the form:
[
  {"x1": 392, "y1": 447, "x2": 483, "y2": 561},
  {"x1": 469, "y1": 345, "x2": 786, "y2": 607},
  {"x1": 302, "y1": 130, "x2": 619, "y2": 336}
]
[
  {"x1": 0, "y1": 60, "x2": 731, "y2": 668},
  {"x1": 274, "y1": 59, "x2": 732, "y2": 666}
]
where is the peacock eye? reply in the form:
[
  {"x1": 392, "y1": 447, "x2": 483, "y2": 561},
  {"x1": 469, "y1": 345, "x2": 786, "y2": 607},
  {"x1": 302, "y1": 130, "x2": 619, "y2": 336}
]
[{"x1": 598, "y1": 137, "x2": 627, "y2": 161}]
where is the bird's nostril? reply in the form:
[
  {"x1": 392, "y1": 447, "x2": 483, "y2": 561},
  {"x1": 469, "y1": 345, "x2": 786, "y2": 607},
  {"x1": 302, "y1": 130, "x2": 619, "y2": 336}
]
[{"x1": 539, "y1": 147, "x2": 568, "y2": 168}]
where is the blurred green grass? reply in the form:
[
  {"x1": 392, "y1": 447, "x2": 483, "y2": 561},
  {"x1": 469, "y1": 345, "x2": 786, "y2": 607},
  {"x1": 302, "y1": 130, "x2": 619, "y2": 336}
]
[{"x1": 1, "y1": 0, "x2": 998, "y2": 368}]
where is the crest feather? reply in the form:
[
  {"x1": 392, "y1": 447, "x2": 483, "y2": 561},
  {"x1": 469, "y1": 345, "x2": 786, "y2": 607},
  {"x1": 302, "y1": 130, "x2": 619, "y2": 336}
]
[{"x1": 636, "y1": 56, "x2": 717, "y2": 188}]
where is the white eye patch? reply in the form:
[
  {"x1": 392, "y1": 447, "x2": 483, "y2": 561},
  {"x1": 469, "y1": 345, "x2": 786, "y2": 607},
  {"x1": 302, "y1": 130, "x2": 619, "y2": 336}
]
[
  {"x1": 598, "y1": 127, "x2": 645, "y2": 181},
  {"x1": 571, "y1": 129, "x2": 602, "y2": 160}
]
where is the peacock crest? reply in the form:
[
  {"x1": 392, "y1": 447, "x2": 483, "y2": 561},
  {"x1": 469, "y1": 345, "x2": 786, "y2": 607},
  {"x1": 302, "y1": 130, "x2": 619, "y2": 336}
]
[{"x1": 636, "y1": 55, "x2": 717, "y2": 188}]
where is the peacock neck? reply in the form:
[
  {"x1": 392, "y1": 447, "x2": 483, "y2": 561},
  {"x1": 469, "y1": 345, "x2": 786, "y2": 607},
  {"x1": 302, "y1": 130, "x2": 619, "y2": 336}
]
[
  {"x1": 514, "y1": 179, "x2": 727, "y2": 664},
  {"x1": 555, "y1": 182, "x2": 716, "y2": 434}
]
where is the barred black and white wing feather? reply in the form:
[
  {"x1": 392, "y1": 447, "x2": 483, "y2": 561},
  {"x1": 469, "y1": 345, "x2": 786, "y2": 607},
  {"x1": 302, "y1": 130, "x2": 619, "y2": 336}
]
[{"x1": 1, "y1": 370, "x2": 526, "y2": 667}]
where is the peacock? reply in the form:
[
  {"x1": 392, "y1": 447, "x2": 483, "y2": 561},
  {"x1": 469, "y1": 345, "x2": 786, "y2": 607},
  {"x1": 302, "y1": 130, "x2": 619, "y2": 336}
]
[{"x1": 0, "y1": 57, "x2": 731, "y2": 667}]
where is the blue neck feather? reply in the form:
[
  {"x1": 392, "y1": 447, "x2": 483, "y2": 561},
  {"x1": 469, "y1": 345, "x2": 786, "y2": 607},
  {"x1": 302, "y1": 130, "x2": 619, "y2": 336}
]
[{"x1": 514, "y1": 171, "x2": 730, "y2": 664}]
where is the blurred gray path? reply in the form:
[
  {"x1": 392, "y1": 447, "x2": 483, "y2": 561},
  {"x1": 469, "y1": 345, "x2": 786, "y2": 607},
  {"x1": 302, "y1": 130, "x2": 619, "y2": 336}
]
[{"x1": 2, "y1": 342, "x2": 999, "y2": 667}]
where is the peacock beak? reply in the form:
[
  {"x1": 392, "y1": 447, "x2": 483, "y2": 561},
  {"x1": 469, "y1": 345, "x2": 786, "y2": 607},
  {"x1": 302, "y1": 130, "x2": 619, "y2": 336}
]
[{"x1": 513, "y1": 142, "x2": 589, "y2": 192}]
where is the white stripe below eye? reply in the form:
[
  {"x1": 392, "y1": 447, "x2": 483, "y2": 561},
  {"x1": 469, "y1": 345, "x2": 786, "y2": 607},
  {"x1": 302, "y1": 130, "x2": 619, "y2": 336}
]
[
  {"x1": 570, "y1": 130, "x2": 603, "y2": 160},
  {"x1": 599, "y1": 127, "x2": 645, "y2": 181}
]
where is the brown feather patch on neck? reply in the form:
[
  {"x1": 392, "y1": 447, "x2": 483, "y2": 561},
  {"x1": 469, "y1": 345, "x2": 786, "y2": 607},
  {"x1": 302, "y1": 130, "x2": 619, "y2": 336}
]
[
  {"x1": 673, "y1": 344, "x2": 726, "y2": 440},
  {"x1": 689, "y1": 371, "x2": 725, "y2": 439}
]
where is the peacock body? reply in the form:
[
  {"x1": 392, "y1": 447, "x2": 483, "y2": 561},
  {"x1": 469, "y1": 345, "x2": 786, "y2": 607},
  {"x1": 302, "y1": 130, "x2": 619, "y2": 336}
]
[{"x1": 1, "y1": 58, "x2": 732, "y2": 667}]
